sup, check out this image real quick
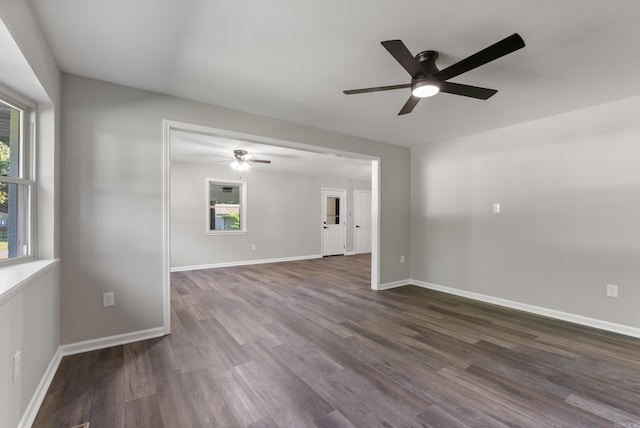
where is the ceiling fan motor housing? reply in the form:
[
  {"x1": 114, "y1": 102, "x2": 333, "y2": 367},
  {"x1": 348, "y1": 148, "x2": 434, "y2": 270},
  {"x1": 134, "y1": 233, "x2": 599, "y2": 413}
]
[
  {"x1": 234, "y1": 149, "x2": 249, "y2": 160},
  {"x1": 411, "y1": 51, "x2": 441, "y2": 97},
  {"x1": 415, "y1": 50, "x2": 440, "y2": 75}
]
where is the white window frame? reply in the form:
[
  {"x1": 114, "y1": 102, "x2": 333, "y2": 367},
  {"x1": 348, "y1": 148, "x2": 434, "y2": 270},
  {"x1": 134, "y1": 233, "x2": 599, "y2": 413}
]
[
  {"x1": 205, "y1": 178, "x2": 247, "y2": 235},
  {"x1": 0, "y1": 86, "x2": 36, "y2": 266}
]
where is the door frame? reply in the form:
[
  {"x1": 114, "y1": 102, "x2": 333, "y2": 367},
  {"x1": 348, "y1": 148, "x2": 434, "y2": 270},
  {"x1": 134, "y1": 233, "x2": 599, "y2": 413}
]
[
  {"x1": 321, "y1": 188, "x2": 347, "y2": 256},
  {"x1": 163, "y1": 120, "x2": 382, "y2": 335}
]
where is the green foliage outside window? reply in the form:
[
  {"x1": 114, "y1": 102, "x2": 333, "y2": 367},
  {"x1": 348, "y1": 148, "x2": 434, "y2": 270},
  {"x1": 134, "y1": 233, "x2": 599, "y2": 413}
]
[
  {"x1": 0, "y1": 142, "x2": 9, "y2": 248},
  {"x1": 1, "y1": 142, "x2": 9, "y2": 219},
  {"x1": 223, "y1": 211, "x2": 240, "y2": 230}
]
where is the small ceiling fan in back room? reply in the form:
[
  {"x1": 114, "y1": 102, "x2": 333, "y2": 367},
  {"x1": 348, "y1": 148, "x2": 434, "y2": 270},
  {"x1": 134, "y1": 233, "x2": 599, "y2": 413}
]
[
  {"x1": 343, "y1": 33, "x2": 525, "y2": 115},
  {"x1": 229, "y1": 149, "x2": 271, "y2": 171}
]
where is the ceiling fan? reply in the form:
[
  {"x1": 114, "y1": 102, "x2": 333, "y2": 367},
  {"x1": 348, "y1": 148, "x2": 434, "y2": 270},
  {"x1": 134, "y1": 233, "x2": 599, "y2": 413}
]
[
  {"x1": 230, "y1": 149, "x2": 271, "y2": 171},
  {"x1": 343, "y1": 33, "x2": 525, "y2": 115}
]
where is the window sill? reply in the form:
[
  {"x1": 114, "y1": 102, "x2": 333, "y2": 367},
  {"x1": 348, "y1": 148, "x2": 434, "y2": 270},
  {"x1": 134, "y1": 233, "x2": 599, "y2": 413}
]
[
  {"x1": 0, "y1": 259, "x2": 59, "y2": 306},
  {"x1": 205, "y1": 230, "x2": 248, "y2": 236}
]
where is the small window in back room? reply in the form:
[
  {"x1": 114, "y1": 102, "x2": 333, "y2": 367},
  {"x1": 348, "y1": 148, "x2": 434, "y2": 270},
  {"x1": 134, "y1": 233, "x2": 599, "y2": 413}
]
[
  {"x1": 0, "y1": 92, "x2": 34, "y2": 263},
  {"x1": 206, "y1": 179, "x2": 247, "y2": 234}
]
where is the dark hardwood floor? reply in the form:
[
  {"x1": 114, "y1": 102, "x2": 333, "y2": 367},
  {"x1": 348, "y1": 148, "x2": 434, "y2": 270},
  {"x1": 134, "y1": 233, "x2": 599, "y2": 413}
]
[{"x1": 34, "y1": 254, "x2": 640, "y2": 427}]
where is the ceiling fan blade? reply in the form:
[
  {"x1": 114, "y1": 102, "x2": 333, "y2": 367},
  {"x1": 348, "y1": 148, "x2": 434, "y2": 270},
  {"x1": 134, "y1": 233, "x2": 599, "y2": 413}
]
[
  {"x1": 251, "y1": 159, "x2": 271, "y2": 164},
  {"x1": 343, "y1": 83, "x2": 411, "y2": 95},
  {"x1": 435, "y1": 33, "x2": 525, "y2": 82},
  {"x1": 440, "y1": 82, "x2": 498, "y2": 100},
  {"x1": 381, "y1": 40, "x2": 424, "y2": 78},
  {"x1": 398, "y1": 95, "x2": 420, "y2": 115}
]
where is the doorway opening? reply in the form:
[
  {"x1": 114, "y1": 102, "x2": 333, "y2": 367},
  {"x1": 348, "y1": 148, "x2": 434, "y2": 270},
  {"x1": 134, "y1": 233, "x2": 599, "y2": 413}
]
[{"x1": 163, "y1": 120, "x2": 380, "y2": 335}]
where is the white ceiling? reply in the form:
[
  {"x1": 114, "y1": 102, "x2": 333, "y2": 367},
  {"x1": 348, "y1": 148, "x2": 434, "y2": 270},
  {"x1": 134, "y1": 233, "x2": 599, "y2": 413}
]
[
  {"x1": 170, "y1": 130, "x2": 372, "y2": 181},
  {"x1": 28, "y1": 0, "x2": 640, "y2": 147}
]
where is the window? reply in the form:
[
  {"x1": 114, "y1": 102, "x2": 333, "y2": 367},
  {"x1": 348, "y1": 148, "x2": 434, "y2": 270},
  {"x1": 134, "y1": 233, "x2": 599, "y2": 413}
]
[
  {"x1": 206, "y1": 179, "x2": 247, "y2": 234},
  {"x1": 0, "y1": 92, "x2": 33, "y2": 263}
]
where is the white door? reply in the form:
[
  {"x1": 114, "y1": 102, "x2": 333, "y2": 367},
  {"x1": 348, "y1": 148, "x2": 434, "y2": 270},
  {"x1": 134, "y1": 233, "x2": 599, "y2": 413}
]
[
  {"x1": 322, "y1": 189, "x2": 346, "y2": 256},
  {"x1": 354, "y1": 190, "x2": 372, "y2": 254}
]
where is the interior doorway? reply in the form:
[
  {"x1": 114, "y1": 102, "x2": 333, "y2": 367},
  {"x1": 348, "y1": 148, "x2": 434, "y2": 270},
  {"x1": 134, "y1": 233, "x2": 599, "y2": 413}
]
[
  {"x1": 163, "y1": 120, "x2": 381, "y2": 335},
  {"x1": 321, "y1": 188, "x2": 346, "y2": 256}
]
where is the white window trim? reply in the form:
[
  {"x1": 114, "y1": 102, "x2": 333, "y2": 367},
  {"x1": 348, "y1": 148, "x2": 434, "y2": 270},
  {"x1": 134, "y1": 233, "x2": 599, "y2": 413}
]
[
  {"x1": 205, "y1": 178, "x2": 247, "y2": 235},
  {"x1": 0, "y1": 85, "x2": 36, "y2": 266}
]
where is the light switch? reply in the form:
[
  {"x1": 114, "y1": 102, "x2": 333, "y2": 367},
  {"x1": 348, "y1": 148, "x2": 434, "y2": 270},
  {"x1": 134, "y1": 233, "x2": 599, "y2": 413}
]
[{"x1": 103, "y1": 292, "x2": 115, "y2": 307}]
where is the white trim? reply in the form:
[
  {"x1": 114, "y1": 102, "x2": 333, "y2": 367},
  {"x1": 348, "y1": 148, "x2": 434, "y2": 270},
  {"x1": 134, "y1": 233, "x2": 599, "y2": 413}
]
[
  {"x1": 0, "y1": 87, "x2": 37, "y2": 266},
  {"x1": 411, "y1": 279, "x2": 640, "y2": 339},
  {"x1": 204, "y1": 230, "x2": 248, "y2": 236},
  {"x1": 163, "y1": 120, "x2": 381, "y2": 162},
  {"x1": 0, "y1": 259, "x2": 58, "y2": 305},
  {"x1": 17, "y1": 348, "x2": 63, "y2": 428},
  {"x1": 0, "y1": 176, "x2": 34, "y2": 185},
  {"x1": 379, "y1": 279, "x2": 411, "y2": 290},
  {"x1": 59, "y1": 327, "x2": 166, "y2": 357},
  {"x1": 371, "y1": 160, "x2": 380, "y2": 290},
  {"x1": 344, "y1": 251, "x2": 356, "y2": 256},
  {"x1": 171, "y1": 254, "x2": 322, "y2": 272},
  {"x1": 18, "y1": 326, "x2": 165, "y2": 428},
  {"x1": 205, "y1": 178, "x2": 247, "y2": 233},
  {"x1": 162, "y1": 120, "x2": 171, "y2": 335}
]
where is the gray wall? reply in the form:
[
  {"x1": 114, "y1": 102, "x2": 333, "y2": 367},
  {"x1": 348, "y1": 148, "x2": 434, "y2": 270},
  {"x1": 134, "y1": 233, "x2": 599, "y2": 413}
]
[
  {"x1": 411, "y1": 95, "x2": 640, "y2": 329},
  {"x1": 61, "y1": 73, "x2": 410, "y2": 344},
  {"x1": 171, "y1": 160, "x2": 371, "y2": 268},
  {"x1": 0, "y1": 3, "x2": 61, "y2": 427}
]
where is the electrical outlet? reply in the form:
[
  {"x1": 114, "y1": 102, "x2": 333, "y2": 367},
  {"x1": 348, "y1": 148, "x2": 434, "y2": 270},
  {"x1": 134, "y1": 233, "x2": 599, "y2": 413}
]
[
  {"x1": 493, "y1": 203, "x2": 501, "y2": 214},
  {"x1": 606, "y1": 284, "x2": 619, "y2": 298},
  {"x1": 251, "y1": 244, "x2": 256, "y2": 251},
  {"x1": 13, "y1": 351, "x2": 21, "y2": 382},
  {"x1": 103, "y1": 292, "x2": 115, "y2": 307},
  {"x1": 400, "y1": 255, "x2": 405, "y2": 264}
]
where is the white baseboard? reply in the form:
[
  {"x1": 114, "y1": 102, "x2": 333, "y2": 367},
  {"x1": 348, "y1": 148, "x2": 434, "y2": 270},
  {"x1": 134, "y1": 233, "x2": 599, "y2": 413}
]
[
  {"x1": 378, "y1": 279, "x2": 411, "y2": 290},
  {"x1": 171, "y1": 254, "x2": 323, "y2": 272},
  {"x1": 19, "y1": 326, "x2": 165, "y2": 428},
  {"x1": 344, "y1": 251, "x2": 356, "y2": 256},
  {"x1": 59, "y1": 327, "x2": 166, "y2": 356},
  {"x1": 18, "y1": 348, "x2": 63, "y2": 428},
  {"x1": 411, "y1": 279, "x2": 640, "y2": 339}
]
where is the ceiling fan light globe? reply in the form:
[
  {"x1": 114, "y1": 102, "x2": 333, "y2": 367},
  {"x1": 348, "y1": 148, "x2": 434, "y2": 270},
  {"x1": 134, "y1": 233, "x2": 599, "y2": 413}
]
[
  {"x1": 231, "y1": 160, "x2": 251, "y2": 171},
  {"x1": 412, "y1": 81, "x2": 440, "y2": 98}
]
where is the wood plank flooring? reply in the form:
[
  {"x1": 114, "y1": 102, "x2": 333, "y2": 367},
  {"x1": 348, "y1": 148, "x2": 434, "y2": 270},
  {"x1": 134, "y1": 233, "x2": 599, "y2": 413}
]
[{"x1": 33, "y1": 254, "x2": 640, "y2": 427}]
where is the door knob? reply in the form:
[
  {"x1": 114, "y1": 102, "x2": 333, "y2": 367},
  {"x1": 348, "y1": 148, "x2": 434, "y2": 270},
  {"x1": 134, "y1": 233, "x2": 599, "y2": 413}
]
[{"x1": 355, "y1": 225, "x2": 361, "y2": 228}]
